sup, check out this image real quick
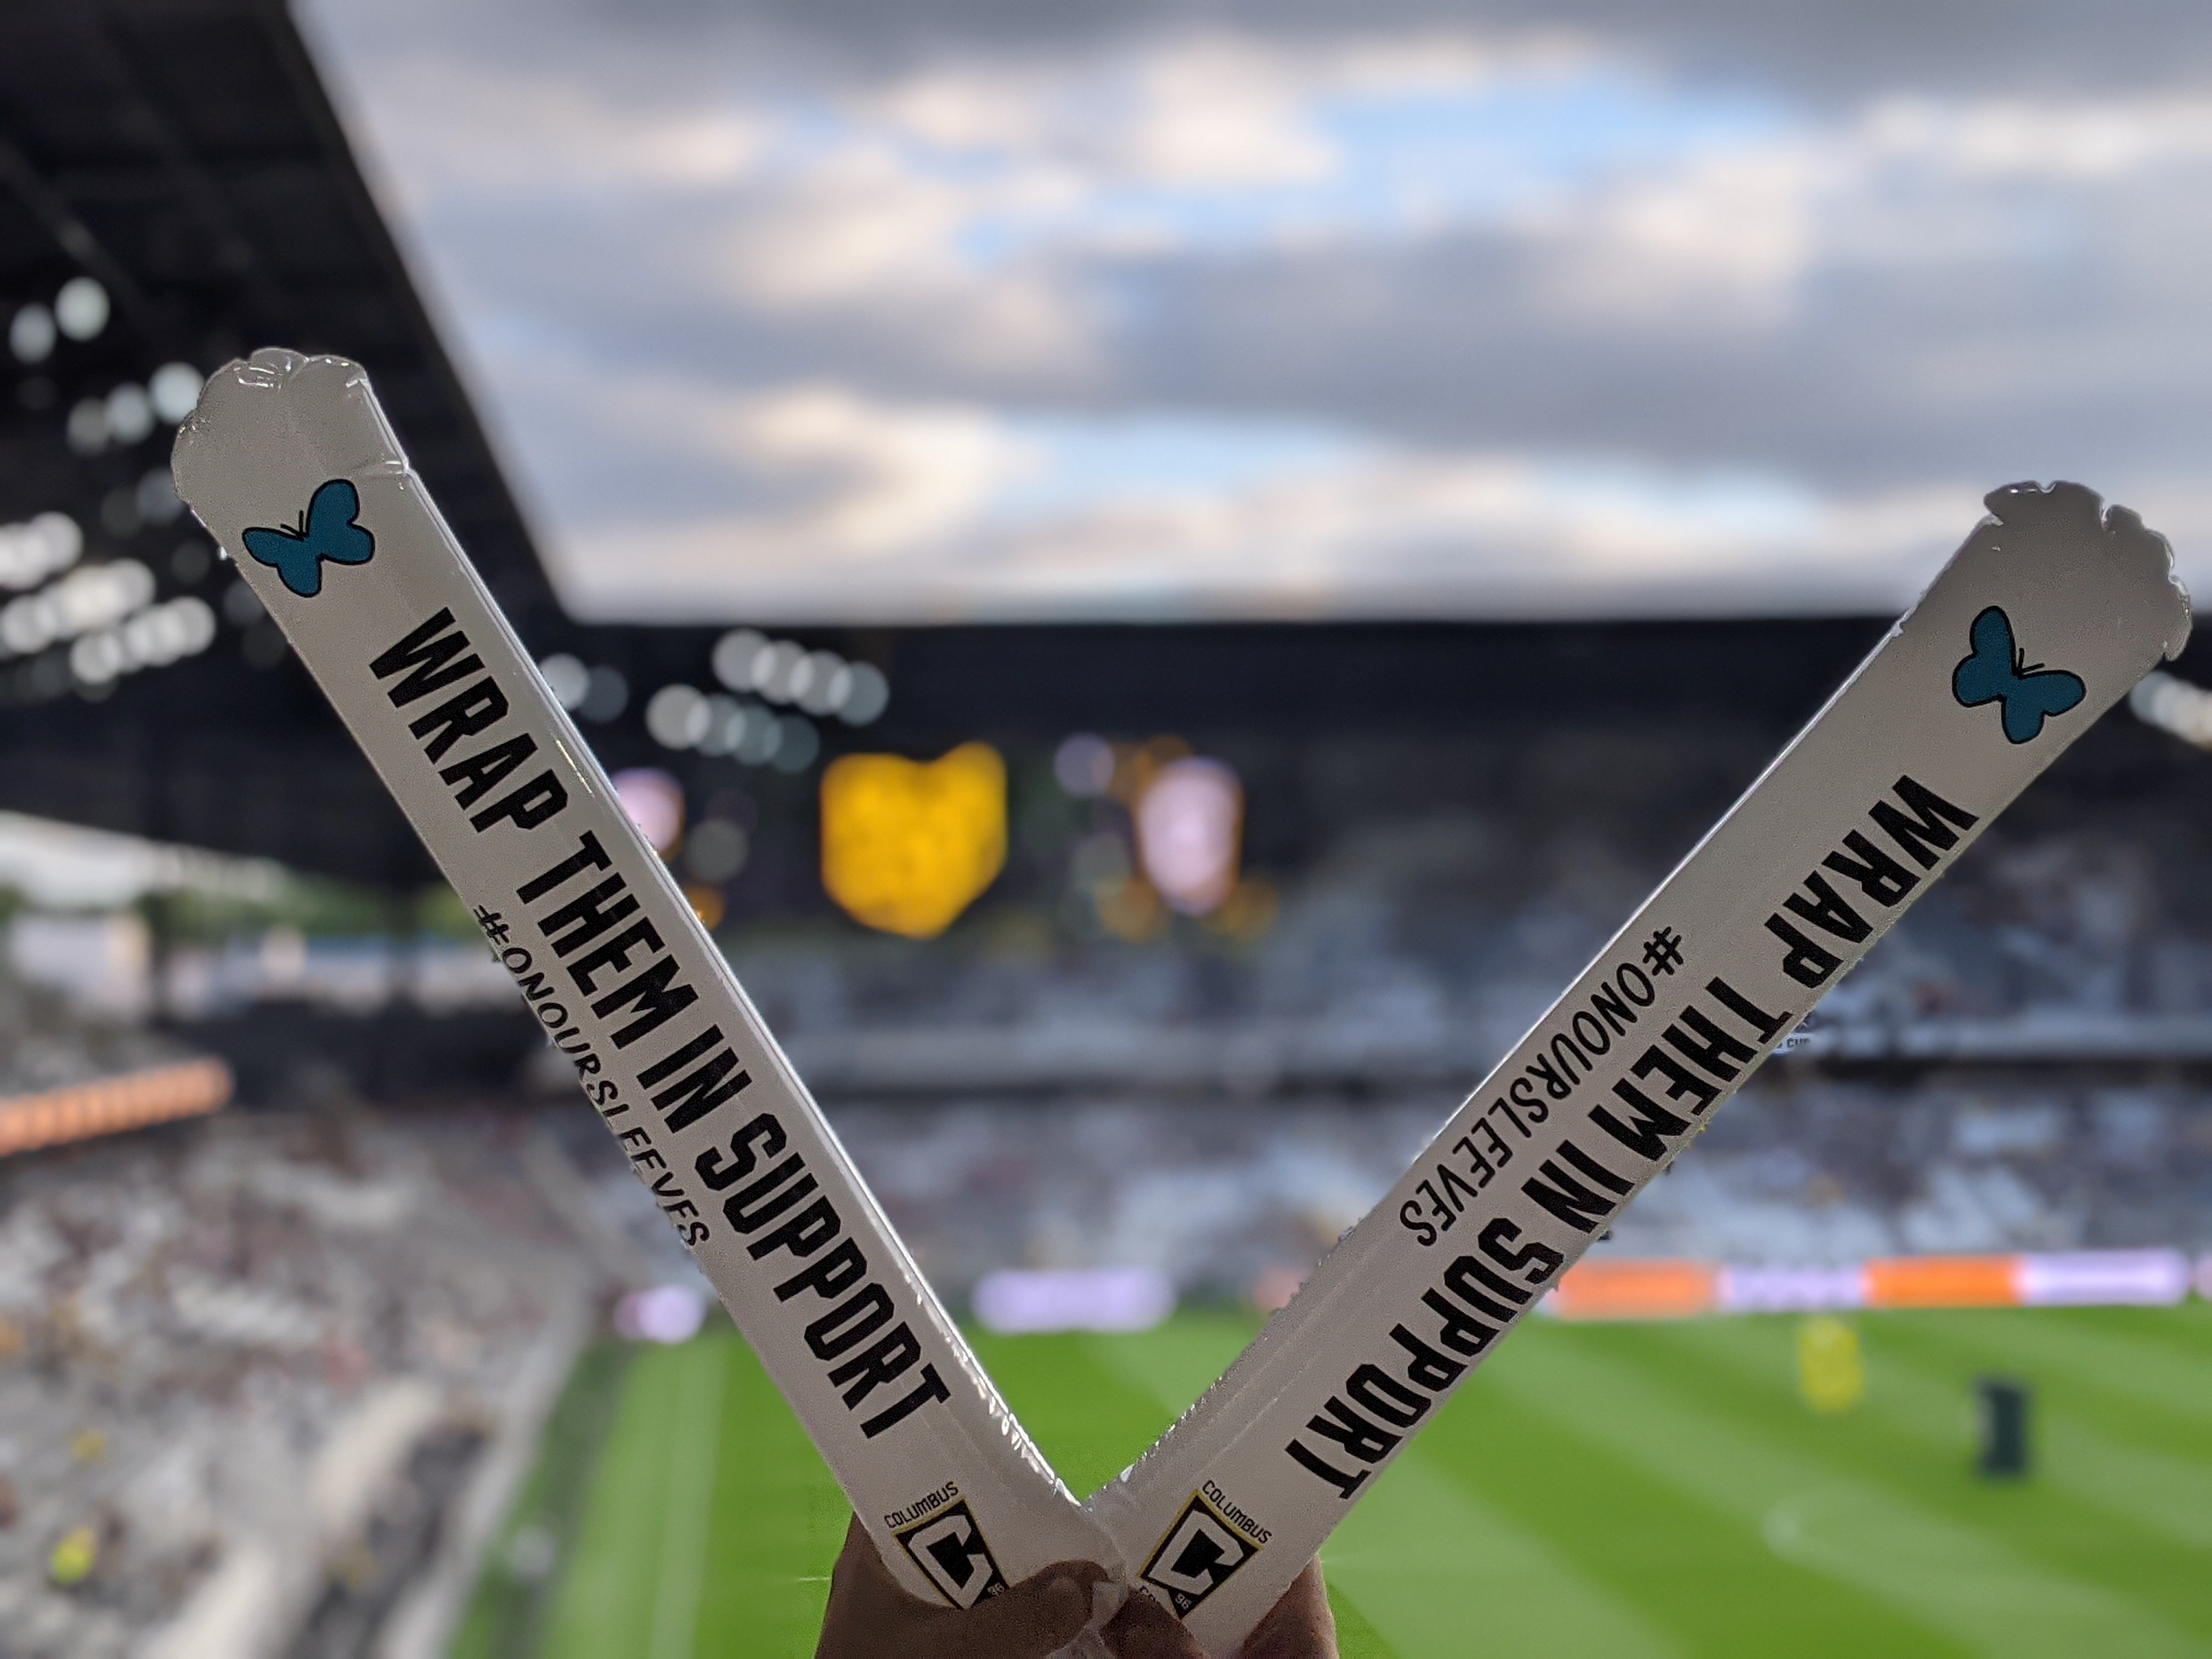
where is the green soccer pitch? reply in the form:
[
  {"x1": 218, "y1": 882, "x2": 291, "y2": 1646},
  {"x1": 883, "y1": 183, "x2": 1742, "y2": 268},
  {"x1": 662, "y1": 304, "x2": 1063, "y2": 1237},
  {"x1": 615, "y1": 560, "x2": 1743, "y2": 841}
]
[{"x1": 456, "y1": 1302, "x2": 2212, "y2": 1658}]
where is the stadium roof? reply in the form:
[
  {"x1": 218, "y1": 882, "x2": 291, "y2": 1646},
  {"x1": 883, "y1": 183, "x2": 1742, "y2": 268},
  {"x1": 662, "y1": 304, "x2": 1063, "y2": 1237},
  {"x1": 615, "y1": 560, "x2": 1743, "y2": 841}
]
[{"x1": 0, "y1": 0, "x2": 556, "y2": 883}]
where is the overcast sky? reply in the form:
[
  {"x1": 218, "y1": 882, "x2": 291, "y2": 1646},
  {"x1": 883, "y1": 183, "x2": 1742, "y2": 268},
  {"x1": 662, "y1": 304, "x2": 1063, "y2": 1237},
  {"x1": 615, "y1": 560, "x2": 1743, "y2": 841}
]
[{"x1": 298, "y1": 0, "x2": 2212, "y2": 623}]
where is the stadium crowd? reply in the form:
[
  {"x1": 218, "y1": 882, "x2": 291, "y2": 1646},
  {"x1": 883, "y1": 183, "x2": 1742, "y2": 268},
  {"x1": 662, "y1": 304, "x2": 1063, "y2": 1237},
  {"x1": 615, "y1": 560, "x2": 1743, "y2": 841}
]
[{"x1": 0, "y1": 1092, "x2": 588, "y2": 1658}]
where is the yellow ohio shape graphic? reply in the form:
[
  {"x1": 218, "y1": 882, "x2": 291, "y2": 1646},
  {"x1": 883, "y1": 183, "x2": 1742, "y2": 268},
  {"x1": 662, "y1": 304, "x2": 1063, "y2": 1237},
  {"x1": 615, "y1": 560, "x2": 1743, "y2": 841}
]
[{"x1": 820, "y1": 743, "x2": 1008, "y2": 939}]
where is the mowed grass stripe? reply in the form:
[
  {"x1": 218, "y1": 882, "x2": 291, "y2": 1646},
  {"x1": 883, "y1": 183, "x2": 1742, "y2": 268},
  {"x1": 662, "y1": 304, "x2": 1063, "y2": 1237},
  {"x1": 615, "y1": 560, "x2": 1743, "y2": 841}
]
[
  {"x1": 1651, "y1": 1314, "x2": 2212, "y2": 1637},
  {"x1": 1858, "y1": 1309, "x2": 2212, "y2": 1557},
  {"x1": 1902, "y1": 1309, "x2": 2212, "y2": 1433},
  {"x1": 1089, "y1": 1315, "x2": 1671, "y2": 1659},
  {"x1": 1328, "y1": 1587, "x2": 1397, "y2": 1659},
  {"x1": 1421, "y1": 1339, "x2": 1941, "y2": 1657},
  {"x1": 542, "y1": 1332, "x2": 850, "y2": 1657},
  {"x1": 1082, "y1": 1312, "x2": 1265, "y2": 1426},
  {"x1": 1892, "y1": 1308, "x2": 2212, "y2": 1455},
  {"x1": 969, "y1": 1329, "x2": 1190, "y2": 1498},
  {"x1": 2062, "y1": 1301, "x2": 2212, "y2": 1365},
  {"x1": 1702, "y1": 1312, "x2": 2212, "y2": 1553},
  {"x1": 1490, "y1": 1324, "x2": 2207, "y2": 1658},
  {"x1": 648, "y1": 1340, "x2": 730, "y2": 1659},
  {"x1": 693, "y1": 1334, "x2": 849, "y2": 1656},
  {"x1": 1325, "y1": 1450, "x2": 1679, "y2": 1659},
  {"x1": 543, "y1": 1341, "x2": 694, "y2": 1656}
]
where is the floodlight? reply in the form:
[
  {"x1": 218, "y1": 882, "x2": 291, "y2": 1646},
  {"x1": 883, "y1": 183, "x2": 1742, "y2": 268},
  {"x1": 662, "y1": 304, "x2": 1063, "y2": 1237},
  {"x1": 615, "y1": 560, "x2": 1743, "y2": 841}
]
[
  {"x1": 136, "y1": 469, "x2": 184, "y2": 526},
  {"x1": 697, "y1": 692, "x2": 743, "y2": 755},
  {"x1": 536, "y1": 652, "x2": 590, "y2": 710},
  {"x1": 105, "y1": 385, "x2": 154, "y2": 445},
  {"x1": 149, "y1": 362, "x2": 205, "y2": 424},
  {"x1": 579, "y1": 664, "x2": 628, "y2": 721},
  {"x1": 711, "y1": 627, "x2": 769, "y2": 692},
  {"x1": 838, "y1": 661, "x2": 889, "y2": 725},
  {"x1": 684, "y1": 818, "x2": 749, "y2": 882},
  {"x1": 645, "y1": 682, "x2": 711, "y2": 748},
  {"x1": 770, "y1": 714, "x2": 820, "y2": 772},
  {"x1": 66, "y1": 399, "x2": 108, "y2": 455},
  {"x1": 54, "y1": 276, "x2": 108, "y2": 340},
  {"x1": 796, "y1": 650, "x2": 847, "y2": 715},
  {"x1": 758, "y1": 640, "x2": 806, "y2": 703},
  {"x1": 8, "y1": 304, "x2": 54, "y2": 364}
]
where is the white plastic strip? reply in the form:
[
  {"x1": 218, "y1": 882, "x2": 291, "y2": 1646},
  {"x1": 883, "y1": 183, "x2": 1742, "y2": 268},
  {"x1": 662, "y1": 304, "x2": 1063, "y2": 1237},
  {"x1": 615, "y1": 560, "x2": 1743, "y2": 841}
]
[
  {"x1": 2017, "y1": 1250, "x2": 2192, "y2": 1307},
  {"x1": 1717, "y1": 1263, "x2": 1869, "y2": 1314},
  {"x1": 172, "y1": 351, "x2": 1114, "y2": 1608},
  {"x1": 1086, "y1": 482, "x2": 2190, "y2": 1654}
]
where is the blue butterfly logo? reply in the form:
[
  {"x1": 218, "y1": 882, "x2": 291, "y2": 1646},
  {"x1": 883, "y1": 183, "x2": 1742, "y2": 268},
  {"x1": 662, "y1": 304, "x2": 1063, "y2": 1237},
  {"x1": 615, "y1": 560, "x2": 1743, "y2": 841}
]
[
  {"x1": 241, "y1": 478, "x2": 375, "y2": 597},
  {"x1": 1951, "y1": 605, "x2": 2085, "y2": 744}
]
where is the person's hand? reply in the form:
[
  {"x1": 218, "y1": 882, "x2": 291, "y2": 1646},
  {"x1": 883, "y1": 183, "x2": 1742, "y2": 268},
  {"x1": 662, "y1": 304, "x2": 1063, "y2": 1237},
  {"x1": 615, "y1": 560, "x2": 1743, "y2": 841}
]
[
  {"x1": 815, "y1": 1516, "x2": 1107, "y2": 1658},
  {"x1": 814, "y1": 1515, "x2": 1338, "y2": 1659},
  {"x1": 1099, "y1": 1559, "x2": 1338, "y2": 1659}
]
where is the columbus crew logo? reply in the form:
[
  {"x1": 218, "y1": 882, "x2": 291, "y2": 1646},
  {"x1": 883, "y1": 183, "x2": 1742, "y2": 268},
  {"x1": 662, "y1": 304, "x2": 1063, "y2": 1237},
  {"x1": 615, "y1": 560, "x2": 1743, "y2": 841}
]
[
  {"x1": 1139, "y1": 1490, "x2": 1262, "y2": 1616},
  {"x1": 894, "y1": 1500, "x2": 1008, "y2": 1609}
]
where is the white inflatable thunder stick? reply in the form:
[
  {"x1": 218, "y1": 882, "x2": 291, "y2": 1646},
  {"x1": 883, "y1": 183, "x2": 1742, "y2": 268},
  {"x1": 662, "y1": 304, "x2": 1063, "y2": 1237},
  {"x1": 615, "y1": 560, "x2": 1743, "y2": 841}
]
[
  {"x1": 1086, "y1": 482, "x2": 2191, "y2": 1654},
  {"x1": 172, "y1": 351, "x2": 1115, "y2": 1610}
]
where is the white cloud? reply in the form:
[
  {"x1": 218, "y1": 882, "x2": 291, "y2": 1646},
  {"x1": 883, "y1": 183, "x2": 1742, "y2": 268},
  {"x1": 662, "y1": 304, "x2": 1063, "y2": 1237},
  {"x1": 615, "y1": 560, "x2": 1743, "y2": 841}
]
[
  {"x1": 719, "y1": 382, "x2": 1035, "y2": 552},
  {"x1": 1864, "y1": 94, "x2": 2212, "y2": 182},
  {"x1": 297, "y1": 0, "x2": 2212, "y2": 620},
  {"x1": 860, "y1": 30, "x2": 1521, "y2": 188},
  {"x1": 1531, "y1": 143, "x2": 1834, "y2": 322},
  {"x1": 941, "y1": 455, "x2": 1976, "y2": 620},
  {"x1": 697, "y1": 32, "x2": 1519, "y2": 353},
  {"x1": 535, "y1": 376, "x2": 1036, "y2": 606},
  {"x1": 1075, "y1": 35, "x2": 1341, "y2": 188},
  {"x1": 704, "y1": 139, "x2": 1096, "y2": 375},
  {"x1": 329, "y1": 54, "x2": 772, "y2": 199},
  {"x1": 545, "y1": 380, "x2": 1985, "y2": 623},
  {"x1": 1526, "y1": 90, "x2": 2212, "y2": 325}
]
